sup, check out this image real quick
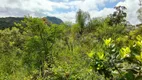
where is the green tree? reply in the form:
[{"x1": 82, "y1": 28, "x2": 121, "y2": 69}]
[
  {"x1": 109, "y1": 6, "x2": 127, "y2": 25},
  {"x1": 89, "y1": 37, "x2": 142, "y2": 80},
  {"x1": 0, "y1": 27, "x2": 26, "y2": 80},
  {"x1": 76, "y1": 9, "x2": 90, "y2": 34},
  {"x1": 15, "y1": 16, "x2": 63, "y2": 79},
  {"x1": 137, "y1": 0, "x2": 142, "y2": 23},
  {"x1": 137, "y1": 7, "x2": 142, "y2": 23}
]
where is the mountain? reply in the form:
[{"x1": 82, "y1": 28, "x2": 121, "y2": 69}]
[
  {"x1": 46, "y1": 16, "x2": 63, "y2": 24},
  {"x1": 0, "y1": 17, "x2": 23, "y2": 29},
  {"x1": 0, "y1": 16, "x2": 63, "y2": 29}
]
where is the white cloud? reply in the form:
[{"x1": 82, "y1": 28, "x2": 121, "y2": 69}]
[
  {"x1": 0, "y1": 0, "x2": 141, "y2": 25},
  {"x1": 89, "y1": 8, "x2": 115, "y2": 18},
  {"x1": 75, "y1": 0, "x2": 107, "y2": 11},
  {"x1": 50, "y1": 0, "x2": 115, "y2": 23},
  {"x1": 47, "y1": 11, "x2": 76, "y2": 22},
  {"x1": 109, "y1": 0, "x2": 118, "y2": 3},
  {"x1": 116, "y1": 0, "x2": 141, "y2": 25},
  {"x1": 0, "y1": 0, "x2": 69, "y2": 17}
]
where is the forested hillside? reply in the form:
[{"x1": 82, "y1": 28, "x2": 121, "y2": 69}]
[
  {"x1": 0, "y1": 6, "x2": 142, "y2": 80},
  {"x1": 0, "y1": 16, "x2": 63, "y2": 29},
  {"x1": 0, "y1": 17, "x2": 23, "y2": 29}
]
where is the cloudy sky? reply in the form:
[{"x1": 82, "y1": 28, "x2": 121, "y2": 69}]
[{"x1": 0, "y1": 0, "x2": 141, "y2": 25}]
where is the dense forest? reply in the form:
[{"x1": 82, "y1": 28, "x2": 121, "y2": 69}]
[
  {"x1": 0, "y1": 5, "x2": 142, "y2": 80},
  {"x1": 0, "y1": 16, "x2": 63, "y2": 29}
]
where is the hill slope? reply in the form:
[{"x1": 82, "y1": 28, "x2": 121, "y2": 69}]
[
  {"x1": 46, "y1": 16, "x2": 63, "y2": 24},
  {"x1": 0, "y1": 16, "x2": 63, "y2": 29}
]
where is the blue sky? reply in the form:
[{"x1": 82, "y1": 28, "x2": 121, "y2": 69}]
[{"x1": 0, "y1": 0, "x2": 140, "y2": 25}]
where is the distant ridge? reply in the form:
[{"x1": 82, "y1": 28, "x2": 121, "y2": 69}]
[
  {"x1": 46, "y1": 16, "x2": 63, "y2": 24},
  {"x1": 0, "y1": 17, "x2": 23, "y2": 29},
  {"x1": 0, "y1": 16, "x2": 63, "y2": 29}
]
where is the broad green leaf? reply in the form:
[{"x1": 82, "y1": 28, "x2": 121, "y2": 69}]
[
  {"x1": 104, "y1": 38, "x2": 112, "y2": 46},
  {"x1": 120, "y1": 47, "x2": 131, "y2": 59},
  {"x1": 136, "y1": 41, "x2": 142, "y2": 47},
  {"x1": 135, "y1": 52, "x2": 142, "y2": 62},
  {"x1": 136, "y1": 35, "x2": 142, "y2": 41},
  {"x1": 87, "y1": 50, "x2": 94, "y2": 58},
  {"x1": 97, "y1": 52, "x2": 105, "y2": 60}
]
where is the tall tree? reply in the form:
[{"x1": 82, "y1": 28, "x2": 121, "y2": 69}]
[
  {"x1": 137, "y1": 0, "x2": 142, "y2": 23},
  {"x1": 109, "y1": 6, "x2": 127, "y2": 25},
  {"x1": 76, "y1": 9, "x2": 90, "y2": 34},
  {"x1": 15, "y1": 16, "x2": 61, "y2": 78}
]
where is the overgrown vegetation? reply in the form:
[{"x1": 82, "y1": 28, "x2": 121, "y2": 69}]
[
  {"x1": 0, "y1": 16, "x2": 63, "y2": 30},
  {"x1": 0, "y1": 5, "x2": 142, "y2": 80}
]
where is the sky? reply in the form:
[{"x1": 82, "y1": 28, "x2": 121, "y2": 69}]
[{"x1": 0, "y1": 0, "x2": 141, "y2": 25}]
